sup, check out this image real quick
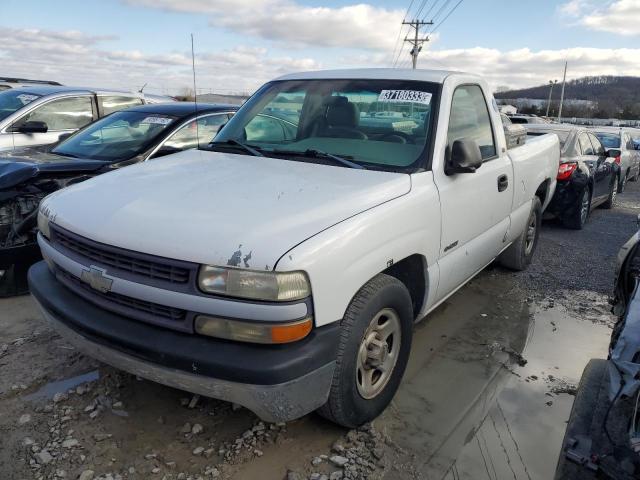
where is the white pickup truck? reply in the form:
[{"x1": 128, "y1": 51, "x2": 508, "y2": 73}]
[{"x1": 30, "y1": 69, "x2": 559, "y2": 427}]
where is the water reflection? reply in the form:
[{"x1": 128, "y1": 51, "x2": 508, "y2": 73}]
[{"x1": 379, "y1": 272, "x2": 610, "y2": 480}]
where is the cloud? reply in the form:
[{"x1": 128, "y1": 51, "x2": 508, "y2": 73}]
[
  {"x1": 125, "y1": 0, "x2": 404, "y2": 50},
  {"x1": 343, "y1": 46, "x2": 640, "y2": 91},
  {"x1": 559, "y1": 0, "x2": 640, "y2": 35},
  {"x1": 4, "y1": 27, "x2": 640, "y2": 95},
  {"x1": 0, "y1": 28, "x2": 321, "y2": 94}
]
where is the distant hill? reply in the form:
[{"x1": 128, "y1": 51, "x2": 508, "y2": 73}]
[{"x1": 495, "y1": 76, "x2": 640, "y2": 118}]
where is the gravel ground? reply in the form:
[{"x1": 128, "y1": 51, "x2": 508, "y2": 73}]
[{"x1": 0, "y1": 181, "x2": 638, "y2": 480}]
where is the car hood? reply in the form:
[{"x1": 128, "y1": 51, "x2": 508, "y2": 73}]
[
  {"x1": 44, "y1": 149, "x2": 411, "y2": 269},
  {"x1": 0, "y1": 149, "x2": 109, "y2": 189}
]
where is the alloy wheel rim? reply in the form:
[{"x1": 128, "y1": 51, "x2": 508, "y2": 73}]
[
  {"x1": 580, "y1": 191, "x2": 590, "y2": 224},
  {"x1": 356, "y1": 308, "x2": 401, "y2": 400},
  {"x1": 611, "y1": 184, "x2": 617, "y2": 205}
]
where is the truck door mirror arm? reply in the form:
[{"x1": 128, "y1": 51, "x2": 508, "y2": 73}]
[{"x1": 445, "y1": 138, "x2": 483, "y2": 175}]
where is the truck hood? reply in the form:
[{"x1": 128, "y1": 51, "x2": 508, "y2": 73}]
[
  {"x1": 0, "y1": 149, "x2": 109, "y2": 190},
  {"x1": 45, "y1": 149, "x2": 411, "y2": 269}
]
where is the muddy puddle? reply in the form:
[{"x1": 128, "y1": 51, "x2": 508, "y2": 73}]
[{"x1": 376, "y1": 273, "x2": 612, "y2": 480}]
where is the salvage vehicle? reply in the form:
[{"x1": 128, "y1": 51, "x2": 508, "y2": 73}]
[
  {"x1": 591, "y1": 126, "x2": 640, "y2": 193},
  {"x1": 29, "y1": 69, "x2": 560, "y2": 427},
  {"x1": 527, "y1": 124, "x2": 620, "y2": 230},
  {"x1": 0, "y1": 102, "x2": 237, "y2": 296},
  {"x1": 0, "y1": 86, "x2": 169, "y2": 152},
  {"x1": 555, "y1": 221, "x2": 640, "y2": 479}
]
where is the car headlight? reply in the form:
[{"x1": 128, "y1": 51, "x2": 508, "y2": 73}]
[
  {"x1": 198, "y1": 266, "x2": 311, "y2": 302},
  {"x1": 37, "y1": 207, "x2": 51, "y2": 239}
]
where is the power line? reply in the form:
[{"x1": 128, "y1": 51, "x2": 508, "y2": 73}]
[
  {"x1": 389, "y1": 0, "x2": 416, "y2": 66},
  {"x1": 420, "y1": 0, "x2": 442, "y2": 23},
  {"x1": 414, "y1": 0, "x2": 430, "y2": 19},
  {"x1": 430, "y1": 0, "x2": 454, "y2": 24},
  {"x1": 429, "y1": 0, "x2": 465, "y2": 35}
]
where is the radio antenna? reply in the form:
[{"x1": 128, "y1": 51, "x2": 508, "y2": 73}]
[{"x1": 191, "y1": 33, "x2": 200, "y2": 147}]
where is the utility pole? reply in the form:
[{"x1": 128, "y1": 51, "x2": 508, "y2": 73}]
[
  {"x1": 557, "y1": 61, "x2": 568, "y2": 122},
  {"x1": 545, "y1": 79, "x2": 557, "y2": 118},
  {"x1": 403, "y1": 19, "x2": 433, "y2": 69}
]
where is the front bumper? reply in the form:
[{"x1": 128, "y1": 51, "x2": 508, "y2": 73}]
[{"x1": 28, "y1": 261, "x2": 339, "y2": 422}]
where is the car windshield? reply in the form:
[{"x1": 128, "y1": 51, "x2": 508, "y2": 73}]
[
  {"x1": 52, "y1": 110, "x2": 177, "y2": 161},
  {"x1": 594, "y1": 132, "x2": 620, "y2": 149},
  {"x1": 0, "y1": 90, "x2": 42, "y2": 122},
  {"x1": 208, "y1": 79, "x2": 440, "y2": 172}
]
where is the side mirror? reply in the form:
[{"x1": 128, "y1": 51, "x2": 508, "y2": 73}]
[
  {"x1": 16, "y1": 121, "x2": 48, "y2": 134},
  {"x1": 445, "y1": 139, "x2": 483, "y2": 175},
  {"x1": 608, "y1": 148, "x2": 622, "y2": 158}
]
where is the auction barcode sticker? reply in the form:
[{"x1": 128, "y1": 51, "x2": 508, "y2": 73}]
[
  {"x1": 378, "y1": 90, "x2": 432, "y2": 105},
  {"x1": 140, "y1": 116, "x2": 172, "y2": 125}
]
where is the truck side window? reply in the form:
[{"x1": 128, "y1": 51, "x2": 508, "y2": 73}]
[
  {"x1": 14, "y1": 96, "x2": 93, "y2": 131},
  {"x1": 447, "y1": 85, "x2": 496, "y2": 161}
]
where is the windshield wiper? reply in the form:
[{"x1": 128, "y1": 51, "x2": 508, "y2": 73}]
[
  {"x1": 303, "y1": 149, "x2": 365, "y2": 169},
  {"x1": 270, "y1": 148, "x2": 365, "y2": 170},
  {"x1": 208, "y1": 139, "x2": 264, "y2": 157}
]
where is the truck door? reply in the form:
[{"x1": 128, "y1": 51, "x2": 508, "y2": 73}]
[{"x1": 433, "y1": 84, "x2": 513, "y2": 302}]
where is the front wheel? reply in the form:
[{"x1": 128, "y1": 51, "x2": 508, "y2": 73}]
[
  {"x1": 317, "y1": 274, "x2": 413, "y2": 428},
  {"x1": 498, "y1": 196, "x2": 542, "y2": 271}
]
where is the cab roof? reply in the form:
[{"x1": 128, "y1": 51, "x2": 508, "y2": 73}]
[{"x1": 274, "y1": 68, "x2": 473, "y2": 84}]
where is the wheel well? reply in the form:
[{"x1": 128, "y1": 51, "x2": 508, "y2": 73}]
[
  {"x1": 382, "y1": 254, "x2": 426, "y2": 317},
  {"x1": 535, "y1": 180, "x2": 550, "y2": 205}
]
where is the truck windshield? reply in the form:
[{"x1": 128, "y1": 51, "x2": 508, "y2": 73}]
[
  {"x1": 209, "y1": 79, "x2": 440, "y2": 172},
  {"x1": 0, "y1": 90, "x2": 42, "y2": 122},
  {"x1": 52, "y1": 110, "x2": 177, "y2": 161}
]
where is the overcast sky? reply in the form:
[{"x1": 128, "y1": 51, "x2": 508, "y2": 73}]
[{"x1": 2, "y1": 0, "x2": 640, "y2": 95}]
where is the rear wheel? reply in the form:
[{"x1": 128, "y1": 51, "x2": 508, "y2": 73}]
[
  {"x1": 563, "y1": 187, "x2": 590, "y2": 230},
  {"x1": 602, "y1": 175, "x2": 618, "y2": 209},
  {"x1": 317, "y1": 274, "x2": 413, "y2": 428},
  {"x1": 498, "y1": 197, "x2": 542, "y2": 271}
]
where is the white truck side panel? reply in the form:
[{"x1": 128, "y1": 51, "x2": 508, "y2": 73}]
[{"x1": 275, "y1": 173, "x2": 442, "y2": 327}]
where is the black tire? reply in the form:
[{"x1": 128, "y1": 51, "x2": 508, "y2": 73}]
[
  {"x1": 602, "y1": 175, "x2": 618, "y2": 209},
  {"x1": 563, "y1": 187, "x2": 590, "y2": 230},
  {"x1": 630, "y1": 170, "x2": 639, "y2": 182},
  {"x1": 554, "y1": 359, "x2": 609, "y2": 480},
  {"x1": 317, "y1": 273, "x2": 413, "y2": 428},
  {"x1": 498, "y1": 196, "x2": 542, "y2": 271}
]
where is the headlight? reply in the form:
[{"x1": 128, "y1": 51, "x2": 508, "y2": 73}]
[
  {"x1": 195, "y1": 316, "x2": 312, "y2": 344},
  {"x1": 37, "y1": 208, "x2": 51, "y2": 239},
  {"x1": 198, "y1": 266, "x2": 311, "y2": 302}
]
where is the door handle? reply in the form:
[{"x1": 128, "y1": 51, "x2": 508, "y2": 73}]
[{"x1": 497, "y1": 174, "x2": 509, "y2": 192}]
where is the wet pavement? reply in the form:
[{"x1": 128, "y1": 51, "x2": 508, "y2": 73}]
[{"x1": 1, "y1": 182, "x2": 639, "y2": 480}]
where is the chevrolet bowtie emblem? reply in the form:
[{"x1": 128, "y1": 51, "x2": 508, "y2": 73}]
[{"x1": 80, "y1": 266, "x2": 113, "y2": 293}]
